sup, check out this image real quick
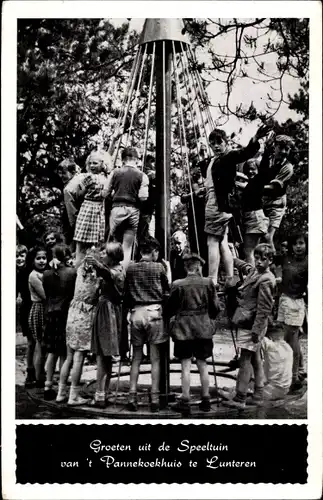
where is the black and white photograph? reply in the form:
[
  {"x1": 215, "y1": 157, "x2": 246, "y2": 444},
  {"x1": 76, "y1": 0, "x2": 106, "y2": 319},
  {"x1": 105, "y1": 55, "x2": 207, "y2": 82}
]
[
  {"x1": 2, "y1": 1, "x2": 322, "y2": 498},
  {"x1": 14, "y1": 15, "x2": 310, "y2": 420}
]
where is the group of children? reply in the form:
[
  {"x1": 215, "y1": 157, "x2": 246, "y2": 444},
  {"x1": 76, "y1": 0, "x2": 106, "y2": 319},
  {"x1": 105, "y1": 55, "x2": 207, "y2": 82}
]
[
  {"x1": 16, "y1": 228, "x2": 307, "y2": 414},
  {"x1": 16, "y1": 122, "x2": 307, "y2": 415}
]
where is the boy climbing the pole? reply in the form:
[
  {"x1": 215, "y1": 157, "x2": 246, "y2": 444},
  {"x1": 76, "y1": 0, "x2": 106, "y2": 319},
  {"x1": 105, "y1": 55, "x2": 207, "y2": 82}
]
[
  {"x1": 166, "y1": 253, "x2": 220, "y2": 415},
  {"x1": 107, "y1": 147, "x2": 149, "y2": 269},
  {"x1": 259, "y1": 134, "x2": 295, "y2": 253},
  {"x1": 123, "y1": 236, "x2": 170, "y2": 413},
  {"x1": 201, "y1": 124, "x2": 270, "y2": 287}
]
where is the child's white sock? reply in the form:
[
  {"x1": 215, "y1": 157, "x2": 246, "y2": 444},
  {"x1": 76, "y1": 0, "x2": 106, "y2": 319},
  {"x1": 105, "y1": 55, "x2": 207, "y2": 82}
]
[{"x1": 56, "y1": 383, "x2": 67, "y2": 402}]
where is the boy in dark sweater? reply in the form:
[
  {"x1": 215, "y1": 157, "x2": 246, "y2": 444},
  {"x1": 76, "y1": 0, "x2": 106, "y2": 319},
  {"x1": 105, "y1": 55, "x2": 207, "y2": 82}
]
[
  {"x1": 201, "y1": 125, "x2": 270, "y2": 286},
  {"x1": 107, "y1": 147, "x2": 149, "y2": 268},
  {"x1": 123, "y1": 236, "x2": 170, "y2": 412},
  {"x1": 166, "y1": 254, "x2": 220, "y2": 415}
]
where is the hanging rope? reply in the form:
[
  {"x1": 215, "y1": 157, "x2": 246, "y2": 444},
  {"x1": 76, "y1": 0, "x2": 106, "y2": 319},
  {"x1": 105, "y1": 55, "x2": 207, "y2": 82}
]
[
  {"x1": 178, "y1": 49, "x2": 201, "y2": 164},
  {"x1": 162, "y1": 41, "x2": 168, "y2": 256},
  {"x1": 111, "y1": 45, "x2": 143, "y2": 167},
  {"x1": 191, "y1": 47, "x2": 216, "y2": 134},
  {"x1": 142, "y1": 42, "x2": 156, "y2": 172},
  {"x1": 126, "y1": 44, "x2": 148, "y2": 146},
  {"x1": 189, "y1": 62, "x2": 212, "y2": 156},
  {"x1": 180, "y1": 43, "x2": 211, "y2": 157},
  {"x1": 172, "y1": 42, "x2": 200, "y2": 256},
  {"x1": 108, "y1": 54, "x2": 139, "y2": 156}
]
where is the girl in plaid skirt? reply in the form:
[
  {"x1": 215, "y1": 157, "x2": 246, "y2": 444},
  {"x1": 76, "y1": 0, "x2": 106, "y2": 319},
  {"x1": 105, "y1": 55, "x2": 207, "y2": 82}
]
[
  {"x1": 74, "y1": 151, "x2": 112, "y2": 267},
  {"x1": 27, "y1": 246, "x2": 48, "y2": 388}
]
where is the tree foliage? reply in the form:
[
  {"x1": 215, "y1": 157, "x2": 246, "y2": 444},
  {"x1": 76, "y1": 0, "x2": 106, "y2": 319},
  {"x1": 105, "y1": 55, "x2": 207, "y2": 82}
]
[{"x1": 17, "y1": 18, "x2": 308, "y2": 244}]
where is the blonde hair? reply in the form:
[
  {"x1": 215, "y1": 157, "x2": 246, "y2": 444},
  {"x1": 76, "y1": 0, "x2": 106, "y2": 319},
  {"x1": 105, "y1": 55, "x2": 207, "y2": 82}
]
[{"x1": 85, "y1": 150, "x2": 113, "y2": 175}]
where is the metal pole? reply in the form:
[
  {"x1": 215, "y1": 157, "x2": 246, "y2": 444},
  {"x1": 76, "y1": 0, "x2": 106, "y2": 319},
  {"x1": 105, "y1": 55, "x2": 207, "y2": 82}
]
[{"x1": 155, "y1": 40, "x2": 172, "y2": 406}]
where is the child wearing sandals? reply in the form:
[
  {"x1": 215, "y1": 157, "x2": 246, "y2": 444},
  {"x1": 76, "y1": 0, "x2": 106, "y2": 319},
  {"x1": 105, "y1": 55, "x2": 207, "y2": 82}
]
[
  {"x1": 56, "y1": 247, "x2": 101, "y2": 405},
  {"x1": 27, "y1": 246, "x2": 48, "y2": 388},
  {"x1": 86, "y1": 242, "x2": 125, "y2": 409}
]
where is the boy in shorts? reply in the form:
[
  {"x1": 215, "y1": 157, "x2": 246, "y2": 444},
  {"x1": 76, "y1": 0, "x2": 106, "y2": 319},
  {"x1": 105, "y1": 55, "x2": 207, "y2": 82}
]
[
  {"x1": 260, "y1": 134, "x2": 294, "y2": 252},
  {"x1": 203, "y1": 125, "x2": 270, "y2": 286},
  {"x1": 124, "y1": 236, "x2": 170, "y2": 412},
  {"x1": 107, "y1": 147, "x2": 149, "y2": 268},
  {"x1": 241, "y1": 158, "x2": 269, "y2": 265},
  {"x1": 166, "y1": 254, "x2": 220, "y2": 415}
]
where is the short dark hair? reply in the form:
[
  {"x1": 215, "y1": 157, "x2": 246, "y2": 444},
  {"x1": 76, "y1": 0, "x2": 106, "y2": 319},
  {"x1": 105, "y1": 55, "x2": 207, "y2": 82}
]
[
  {"x1": 121, "y1": 147, "x2": 138, "y2": 161},
  {"x1": 52, "y1": 244, "x2": 69, "y2": 262},
  {"x1": 106, "y1": 242, "x2": 124, "y2": 264},
  {"x1": 254, "y1": 243, "x2": 274, "y2": 260},
  {"x1": 139, "y1": 236, "x2": 160, "y2": 255},
  {"x1": 209, "y1": 128, "x2": 227, "y2": 143},
  {"x1": 288, "y1": 232, "x2": 308, "y2": 255}
]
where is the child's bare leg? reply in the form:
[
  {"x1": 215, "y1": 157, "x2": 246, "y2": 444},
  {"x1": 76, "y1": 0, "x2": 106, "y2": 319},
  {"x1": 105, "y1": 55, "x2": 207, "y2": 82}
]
[
  {"x1": 207, "y1": 235, "x2": 220, "y2": 285},
  {"x1": 70, "y1": 350, "x2": 85, "y2": 387},
  {"x1": 220, "y1": 227, "x2": 234, "y2": 284},
  {"x1": 284, "y1": 325, "x2": 301, "y2": 382},
  {"x1": 122, "y1": 230, "x2": 136, "y2": 269},
  {"x1": 264, "y1": 226, "x2": 276, "y2": 253},
  {"x1": 251, "y1": 348, "x2": 264, "y2": 397},
  {"x1": 68, "y1": 350, "x2": 87, "y2": 405},
  {"x1": 34, "y1": 340, "x2": 46, "y2": 383},
  {"x1": 59, "y1": 355, "x2": 65, "y2": 372},
  {"x1": 236, "y1": 349, "x2": 253, "y2": 398},
  {"x1": 244, "y1": 234, "x2": 260, "y2": 266},
  {"x1": 27, "y1": 337, "x2": 35, "y2": 370},
  {"x1": 181, "y1": 358, "x2": 192, "y2": 400},
  {"x1": 196, "y1": 359, "x2": 210, "y2": 399},
  {"x1": 56, "y1": 346, "x2": 74, "y2": 402},
  {"x1": 59, "y1": 346, "x2": 74, "y2": 385},
  {"x1": 75, "y1": 242, "x2": 86, "y2": 268},
  {"x1": 150, "y1": 344, "x2": 161, "y2": 396},
  {"x1": 104, "y1": 356, "x2": 113, "y2": 394},
  {"x1": 129, "y1": 346, "x2": 143, "y2": 393},
  {"x1": 96, "y1": 355, "x2": 107, "y2": 394},
  {"x1": 45, "y1": 353, "x2": 58, "y2": 385}
]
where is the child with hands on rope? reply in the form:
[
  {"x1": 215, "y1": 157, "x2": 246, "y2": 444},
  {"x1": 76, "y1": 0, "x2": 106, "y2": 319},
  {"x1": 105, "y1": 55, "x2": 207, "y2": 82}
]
[{"x1": 200, "y1": 123, "x2": 271, "y2": 288}]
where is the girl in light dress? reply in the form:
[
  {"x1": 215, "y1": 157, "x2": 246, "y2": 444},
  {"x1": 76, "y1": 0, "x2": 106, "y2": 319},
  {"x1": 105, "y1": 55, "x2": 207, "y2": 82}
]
[{"x1": 56, "y1": 247, "x2": 101, "y2": 405}]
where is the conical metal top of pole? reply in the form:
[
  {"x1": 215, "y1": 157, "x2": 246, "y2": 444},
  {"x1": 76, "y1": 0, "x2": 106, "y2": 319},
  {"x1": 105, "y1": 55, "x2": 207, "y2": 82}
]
[{"x1": 138, "y1": 18, "x2": 190, "y2": 51}]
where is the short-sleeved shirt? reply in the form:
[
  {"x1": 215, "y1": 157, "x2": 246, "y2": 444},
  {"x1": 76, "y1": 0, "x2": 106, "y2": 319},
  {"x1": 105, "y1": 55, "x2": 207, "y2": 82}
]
[
  {"x1": 124, "y1": 259, "x2": 169, "y2": 308},
  {"x1": 281, "y1": 256, "x2": 308, "y2": 299}
]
